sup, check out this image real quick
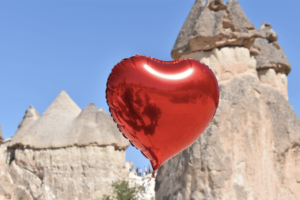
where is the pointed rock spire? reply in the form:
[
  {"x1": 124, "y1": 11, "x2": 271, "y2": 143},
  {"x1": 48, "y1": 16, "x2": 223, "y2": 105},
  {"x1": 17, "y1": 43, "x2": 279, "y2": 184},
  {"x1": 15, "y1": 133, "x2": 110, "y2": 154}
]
[
  {"x1": 18, "y1": 105, "x2": 40, "y2": 129},
  {"x1": 171, "y1": 0, "x2": 256, "y2": 59},
  {"x1": 172, "y1": 0, "x2": 206, "y2": 55},
  {"x1": 9, "y1": 91, "x2": 81, "y2": 148},
  {"x1": 9, "y1": 105, "x2": 39, "y2": 147},
  {"x1": 9, "y1": 92, "x2": 129, "y2": 150},
  {"x1": 72, "y1": 105, "x2": 129, "y2": 150},
  {"x1": 171, "y1": 0, "x2": 291, "y2": 75},
  {"x1": 226, "y1": 0, "x2": 255, "y2": 32},
  {"x1": 97, "y1": 108, "x2": 129, "y2": 149},
  {"x1": 253, "y1": 38, "x2": 291, "y2": 74},
  {"x1": 43, "y1": 91, "x2": 81, "y2": 115}
]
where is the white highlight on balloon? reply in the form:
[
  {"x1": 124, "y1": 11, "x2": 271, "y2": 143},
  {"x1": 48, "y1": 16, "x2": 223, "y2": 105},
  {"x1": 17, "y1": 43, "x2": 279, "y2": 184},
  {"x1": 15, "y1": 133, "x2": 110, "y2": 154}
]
[{"x1": 144, "y1": 64, "x2": 193, "y2": 80}]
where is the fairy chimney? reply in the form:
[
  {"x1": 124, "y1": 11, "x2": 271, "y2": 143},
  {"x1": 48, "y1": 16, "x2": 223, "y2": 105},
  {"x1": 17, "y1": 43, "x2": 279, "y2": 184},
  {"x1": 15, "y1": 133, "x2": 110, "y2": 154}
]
[
  {"x1": 156, "y1": 1, "x2": 300, "y2": 200},
  {"x1": 4, "y1": 91, "x2": 130, "y2": 200},
  {"x1": 9, "y1": 91, "x2": 129, "y2": 149}
]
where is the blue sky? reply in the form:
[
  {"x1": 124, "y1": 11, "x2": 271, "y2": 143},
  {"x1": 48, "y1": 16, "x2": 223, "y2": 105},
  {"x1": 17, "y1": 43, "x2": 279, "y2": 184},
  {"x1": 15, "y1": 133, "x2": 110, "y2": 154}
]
[{"x1": 0, "y1": 0, "x2": 299, "y2": 170}]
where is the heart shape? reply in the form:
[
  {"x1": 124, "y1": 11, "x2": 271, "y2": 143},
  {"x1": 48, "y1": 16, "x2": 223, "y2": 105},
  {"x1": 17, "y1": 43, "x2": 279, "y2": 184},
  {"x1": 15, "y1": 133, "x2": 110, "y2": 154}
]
[{"x1": 106, "y1": 55, "x2": 219, "y2": 174}]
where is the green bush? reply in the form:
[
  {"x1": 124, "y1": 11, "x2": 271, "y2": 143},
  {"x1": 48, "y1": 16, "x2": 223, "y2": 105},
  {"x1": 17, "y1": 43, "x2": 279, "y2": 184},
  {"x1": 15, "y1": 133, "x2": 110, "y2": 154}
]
[{"x1": 102, "y1": 180, "x2": 143, "y2": 200}]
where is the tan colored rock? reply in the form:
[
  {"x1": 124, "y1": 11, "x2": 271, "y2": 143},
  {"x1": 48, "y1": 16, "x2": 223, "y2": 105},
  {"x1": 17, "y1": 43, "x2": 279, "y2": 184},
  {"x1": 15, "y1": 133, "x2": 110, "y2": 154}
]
[
  {"x1": 257, "y1": 22, "x2": 277, "y2": 42},
  {"x1": 172, "y1": 0, "x2": 291, "y2": 77},
  {"x1": 253, "y1": 38, "x2": 291, "y2": 74},
  {"x1": 71, "y1": 104, "x2": 129, "y2": 150},
  {"x1": 156, "y1": 1, "x2": 299, "y2": 199},
  {"x1": 8, "y1": 105, "x2": 40, "y2": 148},
  {"x1": 171, "y1": 0, "x2": 257, "y2": 59},
  {"x1": 258, "y1": 68, "x2": 288, "y2": 100},
  {"x1": 1, "y1": 91, "x2": 141, "y2": 200},
  {"x1": 4, "y1": 146, "x2": 155, "y2": 200},
  {"x1": 0, "y1": 142, "x2": 16, "y2": 200},
  {"x1": 9, "y1": 91, "x2": 129, "y2": 150},
  {"x1": 6, "y1": 145, "x2": 128, "y2": 200},
  {"x1": 180, "y1": 47, "x2": 257, "y2": 82},
  {"x1": 127, "y1": 172, "x2": 156, "y2": 200},
  {"x1": 184, "y1": 45, "x2": 288, "y2": 99},
  {"x1": 156, "y1": 74, "x2": 300, "y2": 200},
  {"x1": 125, "y1": 161, "x2": 134, "y2": 172}
]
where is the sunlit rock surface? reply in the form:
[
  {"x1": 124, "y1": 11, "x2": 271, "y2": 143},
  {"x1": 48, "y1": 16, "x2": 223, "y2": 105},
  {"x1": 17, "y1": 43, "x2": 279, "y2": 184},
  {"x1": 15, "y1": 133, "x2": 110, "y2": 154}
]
[
  {"x1": 9, "y1": 92, "x2": 128, "y2": 150},
  {"x1": 156, "y1": 0, "x2": 300, "y2": 200},
  {"x1": 0, "y1": 91, "x2": 156, "y2": 200}
]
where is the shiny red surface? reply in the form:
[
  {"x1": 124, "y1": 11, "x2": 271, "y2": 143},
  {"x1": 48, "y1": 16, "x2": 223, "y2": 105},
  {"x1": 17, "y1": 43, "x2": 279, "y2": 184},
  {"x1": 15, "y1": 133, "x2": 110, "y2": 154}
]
[{"x1": 106, "y1": 55, "x2": 219, "y2": 172}]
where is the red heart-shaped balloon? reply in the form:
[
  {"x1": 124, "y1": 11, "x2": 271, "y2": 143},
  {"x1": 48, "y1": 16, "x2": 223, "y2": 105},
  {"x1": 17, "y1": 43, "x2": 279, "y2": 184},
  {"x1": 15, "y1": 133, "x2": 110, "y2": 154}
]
[{"x1": 106, "y1": 55, "x2": 219, "y2": 174}]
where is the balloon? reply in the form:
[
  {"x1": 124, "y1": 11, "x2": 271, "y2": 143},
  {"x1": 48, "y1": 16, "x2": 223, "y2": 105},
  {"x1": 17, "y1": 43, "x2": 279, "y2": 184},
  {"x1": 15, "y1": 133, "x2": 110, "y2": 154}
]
[{"x1": 106, "y1": 55, "x2": 219, "y2": 177}]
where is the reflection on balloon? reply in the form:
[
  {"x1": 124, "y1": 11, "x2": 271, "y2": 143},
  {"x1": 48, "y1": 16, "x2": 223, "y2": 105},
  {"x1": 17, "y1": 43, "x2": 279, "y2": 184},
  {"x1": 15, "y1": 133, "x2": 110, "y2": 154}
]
[
  {"x1": 106, "y1": 55, "x2": 219, "y2": 177},
  {"x1": 144, "y1": 64, "x2": 194, "y2": 80}
]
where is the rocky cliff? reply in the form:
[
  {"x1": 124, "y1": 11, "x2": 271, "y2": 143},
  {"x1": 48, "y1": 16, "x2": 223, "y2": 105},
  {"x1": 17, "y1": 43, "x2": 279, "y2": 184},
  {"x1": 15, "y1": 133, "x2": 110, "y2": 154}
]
[
  {"x1": 0, "y1": 92, "x2": 155, "y2": 200},
  {"x1": 0, "y1": 125, "x2": 17, "y2": 200},
  {"x1": 155, "y1": 0, "x2": 300, "y2": 200}
]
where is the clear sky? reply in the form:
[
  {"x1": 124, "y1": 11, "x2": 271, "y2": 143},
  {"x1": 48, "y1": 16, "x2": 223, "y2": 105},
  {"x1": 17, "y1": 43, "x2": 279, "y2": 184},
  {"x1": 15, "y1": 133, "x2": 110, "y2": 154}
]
[{"x1": 0, "y1": 0, "x2": 299, "y2": 171}]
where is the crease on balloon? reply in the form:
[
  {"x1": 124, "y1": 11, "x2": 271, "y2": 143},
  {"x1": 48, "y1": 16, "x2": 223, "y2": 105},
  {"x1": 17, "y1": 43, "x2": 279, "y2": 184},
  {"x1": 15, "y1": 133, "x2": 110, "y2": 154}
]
[
  {"x1": 187, "y1": 59, "x2": 194, "y2": 69},
  {"x1": 129, "y1": 57, "x2": 138, "y2": 69},
  {"x1": 119, "y1": 62, "x2": 126, "y2": 69}
]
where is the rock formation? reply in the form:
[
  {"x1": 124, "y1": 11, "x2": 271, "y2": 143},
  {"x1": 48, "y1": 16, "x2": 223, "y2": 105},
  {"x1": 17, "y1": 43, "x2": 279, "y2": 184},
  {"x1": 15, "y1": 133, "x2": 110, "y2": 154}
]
[
  {"x1": 172, "y1": 0, "x2": 291, "y2": 74},
  {"x1": 9, "y1": 91, "x2": 129, "y2": 150},
  {"x1": 0, "y1": 127, "x2": 17, "y2": 200},
  {"x1": 127, "y1": 169, "x2": 156, "y2": 200},
  {"x1": 156, "y1": 0, "x2": 300, "y2": 200},
  {"x1": 0, "y1": 150, "x2": 15, "y2": 200},
  {"x1": 0, "y1": 91, "x2": 155, "y2": 200}
]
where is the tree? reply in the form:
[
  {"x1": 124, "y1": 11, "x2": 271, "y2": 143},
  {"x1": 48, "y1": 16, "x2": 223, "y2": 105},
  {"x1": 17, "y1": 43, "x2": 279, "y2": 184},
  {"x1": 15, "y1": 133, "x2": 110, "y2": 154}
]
[{"x1": 101, "y1": 180, "x2": 143, "y2": 200}]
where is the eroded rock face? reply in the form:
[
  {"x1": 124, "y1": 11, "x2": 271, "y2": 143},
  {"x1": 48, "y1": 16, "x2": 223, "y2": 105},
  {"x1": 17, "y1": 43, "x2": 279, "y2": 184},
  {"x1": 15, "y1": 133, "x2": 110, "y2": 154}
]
[
  {"x1": 257, "y1": 68, "x2": 288, "y2": 100},
  {"x1": 0, "y1": 141, "x2": 16, "y2": 200},
  {"x1": 256, "y1": 22, "x2": 277, "y2": 43},
  {"x1": 127, "y1": 171, "x2": 156, "y2": 200},
  {"x1": 0, "y1": 91, "x2": 155, "y2": 200},
  {"x1": 253, "y1": 38, "x2": 291, "y2": 74},
  {"x1": 180, "y1": 46, "x2": 257, "y2": 81},
  {"x1": 6, "y1": 145, "x2": 128, "y2": 200},
  {"x1": 179, "y1": 46, "x2": 289, "y2": 99},
  {"x1": 172, "y1": 0, "x2": 257, "y2": 59},
  {"x1": 156, "y1": 1, "x2": 299, "y2": 199},
  {"x1": 155, "y1": 74, "x2": 300, "y2": 200}
]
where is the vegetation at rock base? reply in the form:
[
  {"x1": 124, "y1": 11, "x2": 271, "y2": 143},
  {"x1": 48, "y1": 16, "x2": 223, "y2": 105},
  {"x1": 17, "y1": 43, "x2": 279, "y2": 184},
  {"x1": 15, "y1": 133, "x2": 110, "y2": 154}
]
[{"x1": 101, "y1": 180, "x2": 144, "y2": 200}]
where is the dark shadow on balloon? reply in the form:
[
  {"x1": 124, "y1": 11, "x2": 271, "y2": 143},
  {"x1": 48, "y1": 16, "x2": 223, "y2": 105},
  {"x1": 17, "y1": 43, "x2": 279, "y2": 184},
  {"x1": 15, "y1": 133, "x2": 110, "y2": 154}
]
[
  {"x1": 114, "y1": 79, "x2": 161, "y2": 136},
  {"x1": 142, "y1": 93, "x2": 161, "y2": 135}
]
